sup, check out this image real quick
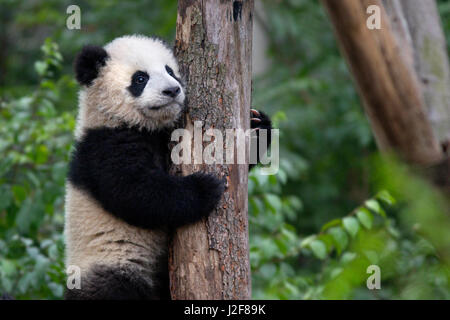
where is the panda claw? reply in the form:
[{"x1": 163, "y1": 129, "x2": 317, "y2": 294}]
[
  {"x1": 250, "y1": 109, "x2": 260, "y2": 117},
  {"x1": 251, "y1": 118, "x2": 261, "y2": 123}
]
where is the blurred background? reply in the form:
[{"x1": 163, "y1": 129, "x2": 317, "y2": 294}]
[{"x1": 0, "y1": 0, "x2": 449, "y2": 299}]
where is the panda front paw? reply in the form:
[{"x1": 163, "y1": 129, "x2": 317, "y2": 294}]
[
  {"x1": 250, "y1": 109, "x2": 272, "y2": 170},
  {"x1": 188, "y1": 172, "x2": 225, "y2": 219},
  {"x1": 251, "y1": 108, "x2": 272, "y2": 131}
]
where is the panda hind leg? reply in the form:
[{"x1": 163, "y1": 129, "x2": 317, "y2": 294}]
[{"x1": 64, "y1": 264, "x2": 167, "y2": 300}]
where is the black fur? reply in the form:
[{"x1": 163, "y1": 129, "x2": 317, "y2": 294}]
[
  {"x1": 66, "y1": 110, "x2": 271, "y2": 300},
  {"x1": 165, "y1": 65, "x2": 181, "y2": 83},
  {"x1": 64, "y1": 264, "x2": 169, "y2": 300},
  {"x1": 74, "y1": 45, "x2": 109, "y2": 86},
  {"x1": 128, "y1": 71, "x2": 150, "y2": 97},
  {"x1": 250, "y1": 110, "x2": 272, "y2": 170},
  {"x1": 162, "y1": 86, "x2": 180, "y2": 98},
  {"x1": 68, "y1": 126, "x2": 225, "y2": 230}
]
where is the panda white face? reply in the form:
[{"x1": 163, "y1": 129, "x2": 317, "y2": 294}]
[
  {"x1": 75, "y1": 35, "x2": 185, "y2": 131},
  {"x1": 128, "y1": 65, "x2": 184, "y2": 112}
]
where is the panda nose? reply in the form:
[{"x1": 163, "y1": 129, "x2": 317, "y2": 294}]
[{"x1": 162, "y1": 86, "x2": 180, "y2": 98}]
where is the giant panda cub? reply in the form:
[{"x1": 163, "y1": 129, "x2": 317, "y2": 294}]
[{"x1": 64, "y1": 35, "x2": 272, "y2": 300}]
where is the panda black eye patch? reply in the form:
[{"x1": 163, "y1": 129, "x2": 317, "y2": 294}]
[
  {"x1": 128, "y1": 71, "x2": 149, "y2": 97},
  {"x1": 165, "y1": 65, "x2": 180, "y2": 82}
]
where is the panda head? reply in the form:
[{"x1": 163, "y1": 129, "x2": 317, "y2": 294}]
[{"x1": 74, "y1": 35, "x2": 185, "y2": 131}]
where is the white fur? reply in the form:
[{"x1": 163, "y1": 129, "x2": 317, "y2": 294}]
[
  {"x1": 74, "y1": 35, "x2": 185, "y2": 139},
  {"x1": 65, "y1": 183, "x2": 166, "y2": 284}
]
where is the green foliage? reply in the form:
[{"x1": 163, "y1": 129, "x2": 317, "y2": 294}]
[
  {"x1": 438, "y1": 0, "x2": 450, "y2": 52},
  {"x1": 0, "y1": 0, "x2": 449, "y2": 300},
  {"x1": 319, "y1": 157, "x2": 450, "y2": 300},
  {"x1": 0, "y1": 39, "x2": 73, "y2": 299},
  {"x1": 248, "y1": 0, "x2": 450, "y2": 300},
  {"x1": 251, "y1": 156, "x2": 450, "y2": 299},
  {"x1": 0, "y1": 0, "x2": 177, "y2": 87}
]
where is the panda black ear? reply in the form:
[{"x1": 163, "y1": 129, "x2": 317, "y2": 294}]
[{"x1": 74, "y1": 45, "x2": 109, "y2": 86}]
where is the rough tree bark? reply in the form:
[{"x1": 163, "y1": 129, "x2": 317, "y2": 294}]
[
  {"x1": 398, "y1": 0, "x2": 450, "y2": 144},
  {"x1": 168, "y1": 0, "x2": 253, "y2": 299},
  {"x1": 321, "y1": 0, "x2": 443, "y2": 166},
  {"x1": 381, "y1": 0, "x2": 414, "y2": 67},
  {"x1": 383, "y1": 0, "x2": 450, "y2": 144}
]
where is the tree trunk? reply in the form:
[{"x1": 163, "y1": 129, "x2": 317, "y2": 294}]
[
  {"x1": 383, "y1": 0, "x2": 450, "y2": 145},
  {"x1": 381, "y1": 0, "x2": 450, "y2": 191},
  {"x1": 168, "y1": 0, "x2": 253, "y2": 300},
  {"x1": 321, "y1": 0, "x2": 443, "y2": 166},
  {"x1": 397, "y1": 0, "x2": 450, "y2": 144},
  {"x1": 381, "y1": 0, "x2": 414, "y2": 68}
]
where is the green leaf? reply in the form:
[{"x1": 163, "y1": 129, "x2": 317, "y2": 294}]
[
  {"x1": 26, "y1": 171, "x2": 41, "y2": 188},
  {"x1": 1, "y1": 277, "x2": 13, "y2": 293},
  {"x1": 364, "y1": 250, "x2": 379, "y2": 264},
  {"x1": 264, "y1": 194, "x2": 282, "y2": 214},
  {"x1": 365, "y1": 199, "x2": 382, "y2": 214},
  {"x1": 317, "y1": 233, "x2": 333, "y2": 253},
  {"x1": 17, "y1": 273, "x2": 33, "y2": 294},
  {"x1": 34, "y1": 61, "x2": 47, "y2": 76},
  {"x1": 330, "y1": 267, "x2": 343, "y2": 279},
  {"x1": 35, "y1": 144, "x2": 49, "y2": 164},
  {"x1": 260, "y1": 237, "x2": 279, "y2": 259},
  {"x1": 260, "y1": 263, "x2": 277, "y2": 279},
  {"x1": 277, "y1": 169, "x2": 287, "y2": 184},
  {"x1": 340, "y1": 252, "x2": 357, "y2": 264},
  {"x1": 310, "y1": 240, "x2": 327, "y2": 260},
  {"x1": 0, "y1": 186, "x2": 13, "y2": 211},
  {"x1": 268, "y1": 174, "x2": 278, "y2": 185},
  {"x1": 16, "y1": 198, "x2": 33, "y2": 234},
  {"x1": 48, "y1": 283, "x2": 64, "y2": 297},
  {"x1": 254, "y1": 173, "x2": 269, "y2": 187},
  {"x1": 376, "y1": 190, "x2": 395, "y2": 205},
  {"x1": 1, "y1": 259, "x2": 16, "y2": 277},
  {"x1": 275, "y1": 238, "x2": 288, "y2": 255},
  {"x1": 329, "y1": 227, "x2": 348, "y2": 255},
  {"x1": 343, "y1": 216, "x2": 359, "y2": 238},
  {"x1": 248, "y1": 177, "x2": 256, "y2": 194},
  {"x1": 300, "y1": 235, "x2": 316, "y2": 248},
  {"x1": 12, "y1": 185, "x2": 27, "y2": 204},
  {"x1": 280, "y1": 224, "x2": 298, "y2": 243},
  {"x1": 49, "y1": 244, "x2": 59, "y2": 260},
  {"x1": 387, "y1": 225, "x2": 401, "y2": 238},
  {"x1": 356, "y1": 208, "x2": 373, "y2": 229},
  {"x1": 321, "y1": 218, "x2": 341, "y2": 232},
  {"x1": 249, "y1": 197, "x2": 263, "y2": 215},
  {"x1": 287, "y1": 196, "x2": 302, "y2": 211}
]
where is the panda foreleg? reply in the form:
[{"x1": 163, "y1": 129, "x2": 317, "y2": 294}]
[
  {"x1": 250, "y1": 109, "x2": 272, "y2": 171},
  {"x1": 97, "y1": 169, "x2": 226, "y2": 230},
  {"x1": 69, "y1": 127, "x2": 225, "y2": 230}
]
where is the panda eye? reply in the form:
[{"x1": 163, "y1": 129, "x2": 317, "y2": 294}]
[
  {"x1": 129, "y1": 71, "x2": 149, "y2": 97},
  {"x1": 165, "y1": 65, "x2": 175, "y2": 77},
  {"x1": 131, "y1": 71, "x2": 149, "y2": 87},
  {"x1": 136, "y1": 76, "x2": 146, "y2": 84}
]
